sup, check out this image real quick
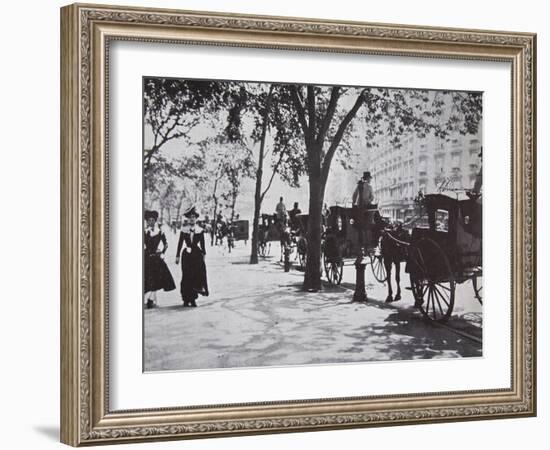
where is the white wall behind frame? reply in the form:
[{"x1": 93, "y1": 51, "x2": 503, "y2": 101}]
[
  {"x1": 0, "y1": 0, "x2": 545, "y2": 450},
  {"x1": 110, "y1": 40, "x2": 510, "y2": 410}
]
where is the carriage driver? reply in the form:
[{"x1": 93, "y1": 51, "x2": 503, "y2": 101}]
[
  {"x1": 352, "y1": 171, "x2": 375, "y2": 249},
  {"x1": 275, "y1": 196, "x2": 287, "y2": 224},
  {"x1": 288, "y1": 202, "x2": 302, "y2": 231},
  {"x1": 352, "y1": 171, "x2": 375, "y2": 208}
]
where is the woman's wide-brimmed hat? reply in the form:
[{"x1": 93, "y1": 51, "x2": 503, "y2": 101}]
[
  {"x1": 183, "y1": 206, "x2": 199, "y2": 219},
  {"x1": 144, "y1": 210, "x2": 159, "y2": 220}
]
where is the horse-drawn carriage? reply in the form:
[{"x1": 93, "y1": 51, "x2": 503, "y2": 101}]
[
  {"x1": 232, "y1": 220, "x2": 249, "y2": 242},
  {"x1": 322, "y1": 205, "x2": 387, "y2": 285},
  {"x1": 258, "y1": 213, "x2": 283, "y2": 257},
  {"x1": 215, "y1": 218, "x2": 249, "y2": 252},
  {"x1": 258, "y1": 212, "x2": 308, "y2": 269},
  {"x1": 404, "y1": 193, "x2": 482, "y2": 322},
  {"x1": 321, "y1": 194, "x2": 482, "y2": 323},
  {"x1": 281, "y1": 213, "x2": 309, "y2": 269}
]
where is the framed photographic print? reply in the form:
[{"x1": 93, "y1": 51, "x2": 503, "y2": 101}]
[{"x1": 60, "y1": 3, "x2": 537, "y2": 446}]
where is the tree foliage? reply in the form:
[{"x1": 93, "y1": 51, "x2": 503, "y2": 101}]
[
  {"x1": 143, "y1": 77, "x2": 225, "y2": 169},
  {"x1": 143, "y1": 76, "x2": 482, "y2": 288}
]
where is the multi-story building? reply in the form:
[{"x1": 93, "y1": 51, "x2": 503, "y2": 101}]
[{"x1": 363, "y1": 131, "x2": 482, "y2": 221}]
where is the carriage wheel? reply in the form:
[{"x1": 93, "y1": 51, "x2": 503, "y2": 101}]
[
  {"x1": 369, "y1": 252, "x2": 387, "y2": 283},
  {"x1": 323, "y1": 252, "x2": 343, "y2": 285},
  {"x1": 472, "y1": 275, "x2": 483, "y2": 304},
  {"x1": 259, "y1": 241, "x2": 270, "y2": 257},
  {"x1": 408, "y1": 238, "x2": 455, "y2": 323},
  {"x1": 297, "y1": 237, "x2": 307, "y2": 269},
  {"x1": 298, "y1": 250, "x2": 307, "y2": 268}
]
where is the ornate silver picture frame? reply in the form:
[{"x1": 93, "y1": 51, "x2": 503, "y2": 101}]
[{"x1": 60, "y1": 3, "x2": 536, "y2": 446}]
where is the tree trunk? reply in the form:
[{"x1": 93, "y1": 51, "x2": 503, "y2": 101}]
[
  {"x1": 230, "y1": 188, "x2": 238, "y2": 223},
  {"x1": 250, "y1": 86, "x2": 274, "y2": 264},
  {"x1": 212, "y1": 198, "x2": 219, "y2": 246},
  {"x1": 249, "y1": 188, "x2": 262, "y2": 264},
  {"x1": 303, "y1": 145, "x2": 324, "y2": 291},
  {"x1": 211, "y1": 177, "x2": 220, "y2": 246},
  {"x1": 249, "y1": 158, "x2": 264, "y2": 264},
  {"x1": 175, "y1": 191, "x2": 185, "y2": 224}
]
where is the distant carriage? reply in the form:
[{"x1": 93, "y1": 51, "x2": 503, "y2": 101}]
[
  {"x1": 404, "y1": 193, "x2": 482, "y2": 322},
  {"x1": 216, "y1": 219, "x2": 249, "y2": 252},
  {"x1": 258, "y1": 213, "x2": 284, "y2": 257},
  {"x1": 278, "y1": 213, "x2": 309, "y2": 269},
  {"x1": 293, "y1": 214, "x2": 309, "y2": 268},
  {"x1": 322, "y1": 205, "x2": 387, "y2": 285},
  {"x1": 232, "y1": 219, "x2": 249, "y2": 242}
]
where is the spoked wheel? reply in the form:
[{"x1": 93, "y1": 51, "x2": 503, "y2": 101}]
[
  {"x1": 322, "y1": 237, "x2": 343, "y2": 285},
  {"x1": 297, "y1": 237, "x2": 307, "y2": 269},
  {"x1": 369, "y1": 250, "x2": 387, "y2": 283},
  {"x1": 472, "y1": 274, "x2": 483, "y2": 304},
  {"x1": 259, "y1": 241, "x2": 270, "y2": 257},
  {"x1": 324, "y1": 256, "x2": 344, "y2": 285},
  {"x1": 408, "y1": 238, "x2": 456, "y2": 323},
  {"x1": 298, "y1": 251, "x2": 307, "y2": 268}
]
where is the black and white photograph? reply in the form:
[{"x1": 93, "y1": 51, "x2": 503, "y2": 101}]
[{"x1": 143, "y1": 77, "x2": 483, "y2": 372}]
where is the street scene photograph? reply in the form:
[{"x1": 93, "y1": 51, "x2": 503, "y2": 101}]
[{"x1": 142, "y1": 77, "x2": 483, "y2": 372}]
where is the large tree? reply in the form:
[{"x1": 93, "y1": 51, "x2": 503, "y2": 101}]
[
  {"x1": 222, "y1": 142, "x2": 255, "y2": 222},
  {"x1": 221, "y1": 83, "x2": 305, "y2": 263},
  {"x1": 271, "y1": 85, "x2": 482, "y2": 291},
  {"x1": 144, "y1": 78, "x2": 244, "y2": 225},
  {"x1": 144, "y1": 78, "x2": 482, "y2": 293}
]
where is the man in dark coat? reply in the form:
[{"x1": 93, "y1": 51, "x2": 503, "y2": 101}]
[
  {"x1": 351, "y1": 171, "x2": 375, "y2": 247},
  {"x1": 288, "y1": 202, "x2": 302, "y2": 231},
  {"x1": 175, "y1": 206, "x2": 209, "y2": 307}
]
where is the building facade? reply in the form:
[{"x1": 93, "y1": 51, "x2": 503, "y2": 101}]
[{"x1": 364, "y1": 132, "x2": 482, "y2": 221}]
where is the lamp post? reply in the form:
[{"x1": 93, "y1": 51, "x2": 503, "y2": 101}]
[
  {"x1": 353, "y1": 252, "x2": 368, "y2": 302},
  {"x1": 284, "y1": 244, "x2": 291, "y2": 272}
]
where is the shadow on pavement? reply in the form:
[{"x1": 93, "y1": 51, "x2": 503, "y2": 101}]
[{"x1": 345, "y1": 307, "x2": 482, "y2": 359}]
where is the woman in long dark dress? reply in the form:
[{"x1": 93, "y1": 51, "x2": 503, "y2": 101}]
[
  {"x1": 144, "y1": 210, "x2": 176, "y2": 308},
  {"x1": 176, "y1": 206, "x2": 209, "y2": 307}
]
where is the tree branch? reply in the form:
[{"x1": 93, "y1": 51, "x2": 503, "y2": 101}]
[
  {"x1": 315, "y1": 86, "x2": 341, "y2": 149},
  {"x1": 321, "y1": 90, "x2": 366, "y2": 184},
  {"x1": 260, "y1": 150, "x2": 285, "y2": 202},
  {"x1": 290, "y1": 86, "x2": 309, "y2": 137},
  {"x1": 306, "y1": 85, "x2": 316, "y2": 141}
]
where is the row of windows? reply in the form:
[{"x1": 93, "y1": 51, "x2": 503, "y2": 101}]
[
  {"x1": 369, "y1": 142, "x2": 481, "y2": 167},
  {"x1": 374, "y1": 172, "x2": 478, "y2": 200}
]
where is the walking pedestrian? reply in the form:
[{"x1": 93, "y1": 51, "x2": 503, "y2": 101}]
[
  {"x1": 176, "y1": 206, "x2": 209, "y2": 307},
  {"x1": 144, "y1": 210, "x2": 176, "y2": 309}
]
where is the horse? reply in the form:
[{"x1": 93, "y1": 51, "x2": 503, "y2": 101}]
[
  {"x1": 380, "y1": 222, "x2": 410, "y2": 303},
  {"x1": 215, "y1": 220, "x2": 227, "y2": 247},
  {"x1": 275, "y1": 215, "x2": 291, "y2": 263}
]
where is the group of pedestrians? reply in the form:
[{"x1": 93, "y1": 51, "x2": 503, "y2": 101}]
[
  {"x1": 143, "y1": 171, "x2": 375, "y2": 309},
  {"x1": 143, "y1": 206, "x2": 209, "y2": 309}
]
